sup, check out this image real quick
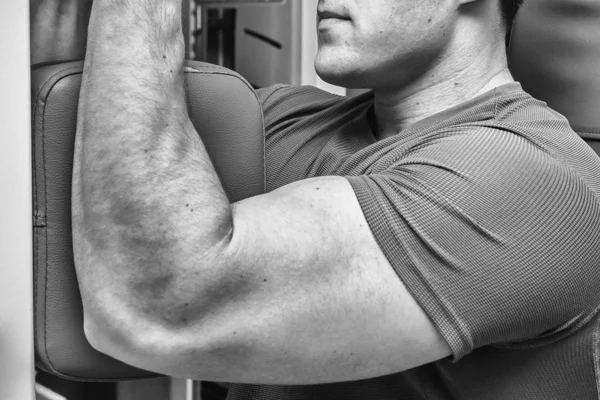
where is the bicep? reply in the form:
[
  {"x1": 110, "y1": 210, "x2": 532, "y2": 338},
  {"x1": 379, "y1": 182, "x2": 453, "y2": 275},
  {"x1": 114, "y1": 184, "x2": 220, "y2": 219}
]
[
  {"x1": 181, "y1": 176, "x2": 451, "y2": 384},
  {"x1": 139, "y1": 132, "x2": 600, "y2": 383}
]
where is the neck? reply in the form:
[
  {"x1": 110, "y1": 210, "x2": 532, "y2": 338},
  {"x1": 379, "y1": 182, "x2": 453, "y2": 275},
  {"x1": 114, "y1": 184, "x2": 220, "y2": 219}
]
[{"x1": 371, "y1": 40, "x2": 515, "y2": 140}]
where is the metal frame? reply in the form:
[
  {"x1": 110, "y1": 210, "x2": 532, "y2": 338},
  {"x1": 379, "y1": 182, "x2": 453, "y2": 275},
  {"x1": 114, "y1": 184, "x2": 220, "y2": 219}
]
[
  {"x1": 0, "y1": 1, "x2": 36, "y2": 400},
  {"x1": 170, "y1": 378, "x2": 197, "y2": 400}
]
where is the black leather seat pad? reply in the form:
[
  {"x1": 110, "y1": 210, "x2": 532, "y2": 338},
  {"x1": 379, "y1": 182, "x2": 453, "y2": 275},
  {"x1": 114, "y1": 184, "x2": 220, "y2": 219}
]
[{"x1": 32, "y1": 61, "x2": 266, "y2": 380}]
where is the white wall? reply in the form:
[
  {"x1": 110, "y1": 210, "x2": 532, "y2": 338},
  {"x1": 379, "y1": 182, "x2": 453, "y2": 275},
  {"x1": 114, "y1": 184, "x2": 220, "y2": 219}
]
[{"x1": 0, "y1": 1, "x2": 36, "y2": 400}]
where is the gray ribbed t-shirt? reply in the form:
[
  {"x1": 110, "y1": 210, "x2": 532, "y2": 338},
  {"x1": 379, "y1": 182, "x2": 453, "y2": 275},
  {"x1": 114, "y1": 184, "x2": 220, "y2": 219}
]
[{"x1": 226, "y1": 82, "x2": 600, "y2": 400}]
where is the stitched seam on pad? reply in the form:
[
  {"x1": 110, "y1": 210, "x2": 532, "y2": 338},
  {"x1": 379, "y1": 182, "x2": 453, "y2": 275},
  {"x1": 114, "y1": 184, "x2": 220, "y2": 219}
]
[
  {"x1": 38, "y1": 66, "x2": 95, "y2": 379},
  {"x1": 34, "y1": 213, "x2": 40, "y2": 361},
  {"x1": 40, "y1": 71, "x2": 60, "y2": 375},
  {"x1": 33, "y1": 84, "x2": 39, "y2": 223},
  {"x1": 41, "y1": 74, "x2": 53, "y2": 374},
  {"x1": 32, "y1": 67, "x2": 84, "y2": 220},
  {"x1": 37, "y1": 65, "x2": 110, "y2": 379},
  {"x1": 32, "y1": 80, "x2": 40, "y2": 363},
  {"x1": 593, "y1": 311, "x2": 600, "y2": 400},
  {"x1": 579, "y1": 131, "x2": 600, "y2": 139},
  {"x1": 34, "y1": 65, "x2": 85, "y2": 376},
  {"x1": 254, "y1": 85, "x2": 290, "y2": 193}
]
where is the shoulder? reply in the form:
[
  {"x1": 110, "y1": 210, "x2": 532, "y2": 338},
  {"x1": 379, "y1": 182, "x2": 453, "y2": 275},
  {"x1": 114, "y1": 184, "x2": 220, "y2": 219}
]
[
  {"x1": 348, "y1": 121, "x2": 600, "y2": 358},
  {"x1": 256, "y1": 84, "x2": 346, "y2": 111},
  {"x1": 492, "y1": 86, "x2": 580, "y2": 148},
  {"x1": 256, "y1": 84, "x2": 352, "y2": 131},
  {"x1": 491, "y1": 86, "x2": 600, "y2": 192}
]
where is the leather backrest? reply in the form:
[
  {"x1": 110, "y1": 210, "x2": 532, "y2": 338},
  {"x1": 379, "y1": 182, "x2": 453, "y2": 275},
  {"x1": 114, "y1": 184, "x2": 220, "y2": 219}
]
[
  {"x1": 32, "y1": 61, "x2": 266, "y2": 381},
  {"x1": 508, "y1": 0, "x2": 600, "y2": 153}
]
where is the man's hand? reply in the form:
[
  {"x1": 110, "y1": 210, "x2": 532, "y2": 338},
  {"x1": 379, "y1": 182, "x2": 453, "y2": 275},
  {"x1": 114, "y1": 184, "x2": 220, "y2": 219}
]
[{"x1": 30, "y1": 0, "x2": 93, "y2": 64}]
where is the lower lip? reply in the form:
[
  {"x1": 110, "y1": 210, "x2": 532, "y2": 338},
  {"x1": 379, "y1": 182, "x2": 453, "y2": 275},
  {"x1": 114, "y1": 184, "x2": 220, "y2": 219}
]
[{"x1": 318, "y1": 18, "x2": 350, "y2": 30}]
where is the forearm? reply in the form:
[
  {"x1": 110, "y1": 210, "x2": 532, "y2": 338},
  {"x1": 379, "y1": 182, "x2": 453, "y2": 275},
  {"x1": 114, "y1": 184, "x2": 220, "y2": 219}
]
[{"x1": 72, "y1": 0, "x2": 231, "y2": 326}]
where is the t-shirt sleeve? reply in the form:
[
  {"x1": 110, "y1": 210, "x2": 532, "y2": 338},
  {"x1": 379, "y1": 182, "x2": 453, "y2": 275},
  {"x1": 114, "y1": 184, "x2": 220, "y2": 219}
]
[{"x1": 345, "y1": 127, "x2": 600, "y2": 361}]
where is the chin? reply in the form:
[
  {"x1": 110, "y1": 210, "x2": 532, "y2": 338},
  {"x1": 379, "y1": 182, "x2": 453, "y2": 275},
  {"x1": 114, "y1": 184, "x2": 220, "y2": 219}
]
[{"x1": 314, "y1": 55, "x2": 369, "y2": 89}]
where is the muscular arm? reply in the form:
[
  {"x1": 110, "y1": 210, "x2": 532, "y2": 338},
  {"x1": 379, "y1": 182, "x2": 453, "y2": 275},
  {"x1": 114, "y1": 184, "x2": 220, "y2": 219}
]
[
  {"x1": 74, "y1": 0, "x2": 450, "y2": 384},
  {"x1": 73, "y1": 0, "x2": 231, "y2": 338}
]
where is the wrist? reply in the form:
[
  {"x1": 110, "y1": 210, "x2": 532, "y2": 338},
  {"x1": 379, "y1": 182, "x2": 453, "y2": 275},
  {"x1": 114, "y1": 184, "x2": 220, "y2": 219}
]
[
  {"x1": 89, "y1": 0, "x2": 183, "y2": 40},
  {"x1": 87, "y1": 1, "x2": 185, "y2": 60}
]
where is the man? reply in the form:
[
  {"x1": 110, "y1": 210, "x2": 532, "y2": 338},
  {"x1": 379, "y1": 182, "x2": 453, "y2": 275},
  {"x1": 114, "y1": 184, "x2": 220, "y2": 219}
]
[{"x1": 35, "y1": 0, "x2": 600, "y2": 399}]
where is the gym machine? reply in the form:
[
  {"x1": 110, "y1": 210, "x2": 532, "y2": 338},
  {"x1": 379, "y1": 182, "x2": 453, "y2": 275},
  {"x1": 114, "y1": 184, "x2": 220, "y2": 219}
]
[{"x1": 3, "y1": 0, "x2": 599, "y2": 399}]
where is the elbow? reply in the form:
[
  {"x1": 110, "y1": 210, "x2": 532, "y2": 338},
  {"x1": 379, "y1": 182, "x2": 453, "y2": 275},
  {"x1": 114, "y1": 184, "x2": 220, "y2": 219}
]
[
  {"x1": 83, "y1": 314, "x2": 102, "y2": 352},
  {"x1": 83, "y1": 310, "x2": 169, "y2": 372},
  {"x1": 83, "y1": 312, "x2": 124, "y2": 358},
  {"x1": 82, "y1": 305, "x2": 158, "y2": 367},
  {"x1": 78, "y1": 222, "x2": 237, "y2": 369},
  {"x1": 79, "y1": 282, "x2": 207, "y2": 365},
  {"x1": 83, "y1": 307, "x2": 208, "y2": 376}
]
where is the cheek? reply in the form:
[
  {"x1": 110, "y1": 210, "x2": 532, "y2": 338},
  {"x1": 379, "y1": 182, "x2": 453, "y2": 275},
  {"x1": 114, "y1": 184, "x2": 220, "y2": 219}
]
[
  {"x1": 349, "y1": 16, "x2": 405, "y2": 64},
  {"x1": 354, "y1": 4, "x2": 450, "y2": 64}
]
